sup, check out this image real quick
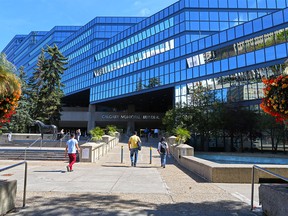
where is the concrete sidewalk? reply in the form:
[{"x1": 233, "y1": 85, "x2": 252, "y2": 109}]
[{"x1": 0, "y1": 141, "x2": 262, "y2": 215}]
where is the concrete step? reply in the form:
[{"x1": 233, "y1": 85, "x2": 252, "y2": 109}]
[{"x1": 0, "y1": 148, "x2": 65, "y2": 161}]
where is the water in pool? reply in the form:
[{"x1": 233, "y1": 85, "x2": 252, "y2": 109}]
[{"x1": 195, "y1": 153, "x2": 288, "y2": 165}]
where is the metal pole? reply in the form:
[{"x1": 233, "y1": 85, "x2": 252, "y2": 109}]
[
  {"x1": 121, "y1": 146, "x2": 123, "y2": 163},
  {"x1": 150, "y1": 146, "x2": 152, "y2": 164},
  {"x1": 23, "y1": 161, "x2": 27, "y2": 207},
  {"x1": 251, "y1": 166, "x2": 255, "y2": 211}
]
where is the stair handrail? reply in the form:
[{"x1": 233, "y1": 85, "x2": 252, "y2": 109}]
[
  {"x1": 251, "y1": 165, "x2": 288, "y2": 211},
  {"x1": 0, "y1": 161, "x2": 28, "y2": 207},
  {"x1": 24, "y1": 137, "x2": 42, "y2": 160}
]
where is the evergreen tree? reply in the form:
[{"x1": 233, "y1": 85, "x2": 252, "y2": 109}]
[
  {"x1": 36, "y1": 45, "x2": 67, "y2": 124},
  {"x1": 28, "y1": 49, "x2": 47, "y2": 121}
]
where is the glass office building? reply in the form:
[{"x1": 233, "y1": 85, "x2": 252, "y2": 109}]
[{"x1": 2, "y1": 0, "x2": 288, "y2": 135}]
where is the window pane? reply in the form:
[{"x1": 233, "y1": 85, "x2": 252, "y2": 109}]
[
  {"x1": 273, "y1": 11, "x2": 284, "y2": 26},
  {"x1": 262, "y1": 15, "x2": 273, "y2": 28},
  {"x1": 246, "y1": 52, "x2": 255, "y2": 65},
  {"x1": 255, "y1": 49, "x2": 265, "y2": 63}
]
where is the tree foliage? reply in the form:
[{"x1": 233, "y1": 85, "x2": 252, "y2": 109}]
[
  {"x1": 0, "y1": 53, "x2": 21, "y2": 128},
  {"x1": 29, "y1": 45, "x2": 67, "y2": 125}
]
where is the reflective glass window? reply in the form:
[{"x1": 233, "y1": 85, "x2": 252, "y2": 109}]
[
  {"x1": 219, "y1": 32, "x2": 227, "y2": 43},
  {"x1": 219, "y1": 22, "x2": 229, "y2": 30},
  {"x1": 219, "y1": 12, "x2": 229, "y2": 21},
  {"x1": 193, "y1": 67, "x2": 199, "y2": 78},
  {"x1": 200, "y1": 65, "x2": 206, "y2": 76},
  {"x1": 275, "y1": 28, "x2": 286, "y2": 44},
  {"x1": 239, "y1": 12, "x2": 248, "y2": 22},
  {"x1": 227, "y1": 28, "x2": 235, "y2": 40},
  {"x1": 209, "y1": 12, "x2": 218, "y2": 21},
  {"x1": 246, "y1": 52, "x2": 255, "y2": 65},
  {"x1": 275, "y1": 43, "x2": 287, "y2": 58},
  {"x1": 192, "y1": 41, "x2": 198, "y2": 51},
  {"x1": 257, "y1": 0, "x2": 267, "y2": 8},
  {"x1": 200, "y1": 22, "x2": 209, "y2": 31},
  {"x1": 213, "y1": 61, "x2": 221, "y2": 73},
  {"x1": 237, "y1": 54, "x2": 246, "y2": 67},
  {"x1": 181, "y1": 70, "x2": 186, "y2": 81},
  {"x1": 244, "y1": 22, "x2": 253, "y2": 35},
  {"x1": 248, "y1": 12, "x2": 257, "y2": 20},
  {"x1": 190, "y1": 12, "x2": 199, "y2": 20},
  {"x1": 205, "y1": 37, "x2": 212, "y2": 48},
  {"x1": 253, "y1": 19, "x2": 262, "y2": 32},
  {"x1": 209, "y1": 0, "x2": 218, "y2": 8},
  {"x1": 255, "y1": 49, "x2": 265, "y2": 63},
  {"x1": 206, "y1": 63, "x2": 213, "y2": 75},
  {"x1": 212, "y1": 34, "x2": 219, "y2": 45},
  {"x1": 200, "y1": 12, "x2": 209, "y2": 21},
  {"x1": 228, "y1": 0, "x2": 237, "y2": 7},
  {"x1": 284, "y1": 9, "x2": 288, "y2": 22},
  {"x1": 210, "y1": 22, "x2": 219, "y2": 31},
  {"x1": 229, "y1": 56, "x2": 237, "y2": 69},
  {"x1": 219, "y1": 0, "x2": 228, "y2": 7},
  {"x1": 199, "y1": 0, "x2": 208, "y2": 7},
  {"x1": 221, "y1": 59, "x2": 229, "y2": 71},
  {"x1": 235, "y1": 25, "x2": 244, "y2": 37},
  {"x1": 262, "y1": 15, "x2": 273, "y2": 28},
  {"x1": 267, "y1": 0, "x2": 276, "y2": 8},
  {"x1": 247, "y1": 0, "x2": 256, "y2": 8},
  {"x1": 277, "y1": 0, "x2": 286, "y2": 8},
  {"x1": 238, "y1": 0, "x2": 247, "y2": 8},
  {"x1": 190, "y1": 22, "x2": 199, "y2": 31},
  {"x1": 273, "y1": 11, "x2": 284, "y2": 26}
]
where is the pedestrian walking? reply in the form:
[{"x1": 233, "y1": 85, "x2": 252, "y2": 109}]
[
  {"x1": 157, "y1": 137, "x2": 169, "y2": 168},
  {"x1": 75, "y1": 129, "x2": 81, "y2": 141},
  {"x1": 65, "y1": 133, "x2": 80, "y2": 172},
  {"x1": 128, "y1": 131, "x2": 141, "y2": 167}
]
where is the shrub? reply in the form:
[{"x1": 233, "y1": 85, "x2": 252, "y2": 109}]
[{"x1": 89, "y1": 127, "x2": 104, "y2": 142}]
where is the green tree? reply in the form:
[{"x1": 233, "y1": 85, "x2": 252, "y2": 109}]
[
  {"x1": 30, "y1": 45, "x2": 67, "y2": 125},
  {"x1": 28, "y1": 49, "x2": 47, "y2": 121},
  {"x1": 144, "y1": 77, "x2": 160, "y2": 88}
]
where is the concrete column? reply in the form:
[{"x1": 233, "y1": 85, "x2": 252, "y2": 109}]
[
  {"x1": 87, "y1": 104, "x2": 96, "y2": 131},
  {"x1": 127, "y1": 104, "x2": 135, "y2": 135}
]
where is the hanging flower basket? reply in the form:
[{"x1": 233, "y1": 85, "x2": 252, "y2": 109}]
[
  {"x1": 0, "y1": 85, "x2": 21, "y2": 126},
  {"x1": 260, "y1": 73, "x2": 288, "y2": 123}
]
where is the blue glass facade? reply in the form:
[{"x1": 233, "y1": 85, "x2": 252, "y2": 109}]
[{"x1": 2, "y1": 0, "x2": 288, "y2": 133}]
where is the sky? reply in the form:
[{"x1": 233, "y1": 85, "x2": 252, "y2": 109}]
[{"x1": 0, "y1": 0, "x2": 179, "y2": 52}]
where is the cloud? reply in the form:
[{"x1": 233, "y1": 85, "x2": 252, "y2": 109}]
[{"x1": 139, "y1": 8, "x2": 151, "y2": 16}]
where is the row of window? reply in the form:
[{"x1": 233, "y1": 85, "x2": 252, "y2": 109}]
[
  {"x1": 94, "y1": 18, "x2": 174, "y2": 61},
  {"x1": 185, "y1": 11, "x2": 267, "y2": 22},
  {"x1": 184, "y1": 0, "x2": 287, "y2": 9},
  {"x1": 93, "y1": 39, "x2": 175, "y2": 77},
  {"x1": 175, "y1": 64, "x2": 284, "y2": 105},
  {"x1": 186, "y1": 8, "x2": 288, "y2": 55},
  {"x1": 61, "y1": 29, "x2": 92, "y2": 53},
  {"x1": 187, "y1": 27, "x2": 288, "y2": 68}
]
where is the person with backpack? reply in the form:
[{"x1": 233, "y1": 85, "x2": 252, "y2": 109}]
[
  {"x1": 128, "y1": 131, "x2": 142, "y2": 167},
  {"x1": 157, "y1": 137, "x2": 169, "y2": 168}
]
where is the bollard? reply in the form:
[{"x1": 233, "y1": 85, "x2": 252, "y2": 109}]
[
  {"x1": 150, "y1": 146, "x2": 152, "y2": 164},
  {"x1": 121, "y1": 146, "x2": 123, "y2": 163}
]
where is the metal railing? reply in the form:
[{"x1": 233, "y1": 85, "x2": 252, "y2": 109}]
[
  {"x1": 251, "y1": 165, "x2": 288, "y2": 211},
  {"x1": 24, "y1": 137, "x2": 42, "y2": 160},
  {"x1": 0, "y1": 161, "x2": 28, "y2": 207}
]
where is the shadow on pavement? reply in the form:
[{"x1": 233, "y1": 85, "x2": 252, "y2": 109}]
[{"x1": 10, "y1": 192, "x2": 260, "y2": 216}]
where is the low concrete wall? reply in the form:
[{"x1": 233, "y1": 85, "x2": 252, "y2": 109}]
[
  {"x1": 80, "y1": 134, "x2": 119, "y2": 163},
  {"x1": 179, "y1": 156, "x2": 288, "y2": 183},
  {"x1": 0, "y1": 180, "x2": 17, "y2": 215},
  {"x1": 167, "y1": 136, "x2": 288, "y2": 183},
  {"x1": 259, "y1": 184, "x2": 288, "y2": 216}
]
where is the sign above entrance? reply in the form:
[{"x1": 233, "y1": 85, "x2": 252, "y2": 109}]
[{"x1": 95, "y1": 112, "x2": 163, "y2": 121}]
